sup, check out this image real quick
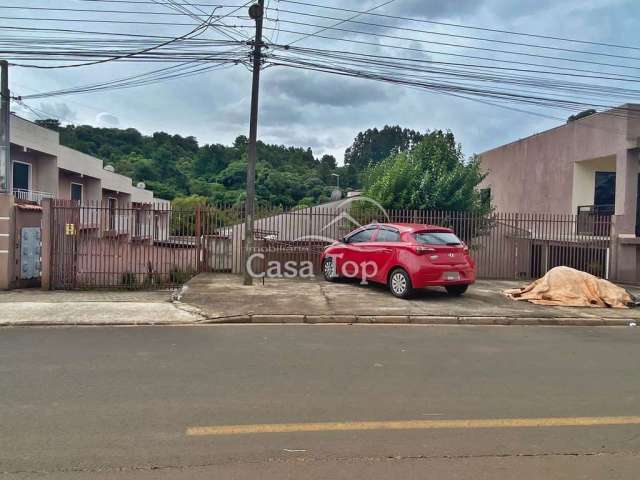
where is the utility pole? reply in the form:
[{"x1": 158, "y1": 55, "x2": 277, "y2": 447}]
[
  {"x1": 0, "y1": 60, "x2": 10, "y2": 194},
  {"x1": 243, "y1": 0, "x2": 264, "y2": 285}
]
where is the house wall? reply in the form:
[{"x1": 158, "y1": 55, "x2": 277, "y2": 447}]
[
  {"x1": 479, "y1": 105, "x2": 639, "y2": 214},
  {"x1": 9, "y1": 116, "x2": 59, "y2": 156},
  {"x1": 57, "y1": 145, "x2": 103, "y2": 177}
]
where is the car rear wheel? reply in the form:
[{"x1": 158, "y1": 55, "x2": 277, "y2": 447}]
[
  {"x1": 322, "y1": 258, "x2": 338, "y2": 282},
  {"x1": 389, "y1": 268, "x2": 413, "y2": 299},
  {"x1": 445, "y1": 284, "x2": 469, "y2": 296}
]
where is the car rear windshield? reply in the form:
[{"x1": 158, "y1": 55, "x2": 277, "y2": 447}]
[{"x1": 414, "y1": 231, "x2": 462, "y2": 245}]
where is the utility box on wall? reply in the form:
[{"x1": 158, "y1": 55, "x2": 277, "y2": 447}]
[{"x1": 20, "y1": 227, "x2": 41, "y2": 280}]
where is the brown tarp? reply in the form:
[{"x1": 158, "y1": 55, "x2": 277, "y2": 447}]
[{"x1": 504, "y1": 266, "x2": 632, "y2": 308}]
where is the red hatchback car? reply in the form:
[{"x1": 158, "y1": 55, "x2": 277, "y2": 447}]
[{"x1": 320, "y1": 223, "x2": 476, "y2": 298}]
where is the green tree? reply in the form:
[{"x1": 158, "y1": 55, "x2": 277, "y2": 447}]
[
  {"x1": 170, "y1": 195, "x2": 208, "y2": 235},
  {"x1": 35, "y1": 119, "x2": 61, "y2": 131},
  {"x1": 364, "y1": 130, "x2": 488, "y2": 213},
  {"x1": 344, "y1": 125, "x2": 424, "y2": 178},
  {"x1": 318, "y1": 154, "x2": 337, "y2": 183},
  {"x1": 35, "y1": 118, "x2": 389, "y2": 208},
  {"x1": 567, "y1": 109, "x2": 597, "y2": 123}
]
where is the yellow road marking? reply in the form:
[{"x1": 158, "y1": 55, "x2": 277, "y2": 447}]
[{"x1": 186, "y1": 416, "x2": 640, "y2": 436}]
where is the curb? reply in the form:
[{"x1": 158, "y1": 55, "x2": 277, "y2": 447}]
[
  {"x1": 0, "y1": 320, "x2": 197, "y2": 327},
  {"x1": 1, "y1": 313, "x2": 637, "y2": 328},
  {"x1": 198, "y1": 314, "x2": 638, "y2": 327}
]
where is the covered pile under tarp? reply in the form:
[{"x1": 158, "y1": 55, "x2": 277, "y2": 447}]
[{"x1": 504, "y1": 266, "x2": 632, "y2": 308}]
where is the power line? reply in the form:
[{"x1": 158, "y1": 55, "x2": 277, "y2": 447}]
[
  {"x1": 0, "y1": 14, "x2": 250, "y2": 27},
  {"x1": 263, "y1": 18, "x2": 640, "y2": 73},
  {"x1": 286, "y1": 0, "x2": 396, "y2": 46},
  {"x1": 77, "y1": 0, "x2": 237, "y2": 5},
  {"x1": 265, "y1": 50, "x2": 640, "y2": 109},
  {"x1": 278, "y1": 0, "x2": 640, "y2": 52},
  {"x1": 268, "y1": 49, "x2": 640, "y2": 100},
  {"x1": 8, "y1": 1, "x2": 253, "y2": 69},
  {"x1": 276, "y1": 45, "x2": 640, "y2": 84},
  {"x1": 275, "y1": 8, "x2": 640, "y2": 63},
  {"x1": 0, "y1": 24, "x2": 246, "y2": 42},
  {"x1": 263, "y1": 27, "x2": 640, "y2": 81},
  {"x1": 0, "y1": 5, "x2": 236, "y2": 15},
  {"x1": 16, "y1": 59, "x2": 242, "y2": 99},
  {"x1": 264, "y1": 54, "x2": 640, "y2": 120}
]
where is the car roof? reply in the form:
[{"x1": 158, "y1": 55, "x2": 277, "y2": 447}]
[{"x1": 364, "y1": 223, "x2": 453, "y2": 233}]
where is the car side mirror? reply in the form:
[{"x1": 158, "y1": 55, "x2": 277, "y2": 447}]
[{"x1": 341, "y1": 236, "x2": 348, "y2": 244}]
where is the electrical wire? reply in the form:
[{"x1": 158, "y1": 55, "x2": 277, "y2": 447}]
[
  {"x1": 261, "y1": 18, "x2": 640, "y2": 73},
  {"x1": 8, "y1": 1, "x2": 254, "y2": 69},
  {"x1": 278, "y1": 0, "x2": 640, "y2": 52},
  {"x1": 286, "y1": 0, "x2": 396, "y2": 46},
  {"x1": 262, "y1": 27, "x2": 640, "y2": 81},
  {"x1": 274, "y1": 7, "x2": 640, "y2": 63}
]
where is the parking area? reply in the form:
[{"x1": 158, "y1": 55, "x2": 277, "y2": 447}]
[{"x1": 180, "y1": 273, "x2": 640, "y2": 324}]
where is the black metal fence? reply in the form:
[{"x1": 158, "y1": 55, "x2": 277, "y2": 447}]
[{"x1": 48, "y1": 199, "x2": 614, "y2": 289}]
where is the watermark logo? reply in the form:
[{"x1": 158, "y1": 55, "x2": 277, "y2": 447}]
[{"x1": 246, "y1": 195, "x2": 390, "y2": 283}]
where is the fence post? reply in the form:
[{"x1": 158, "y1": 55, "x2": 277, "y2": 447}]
[
  {"x1": 194, "y1": 206, "x2": 202, "y2": 273},
  {"x1": 608, "y1": 215, "x2": 618, "y2": 281},
  {"x1": 40, "y1": 198, "x2": 53, "y2": 290}
]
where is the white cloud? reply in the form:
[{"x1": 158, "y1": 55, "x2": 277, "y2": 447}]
[{"x1": 96, "y1": 112, "x2": 120, "y2": 127}]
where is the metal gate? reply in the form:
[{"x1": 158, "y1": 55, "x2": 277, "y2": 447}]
[{"x1": 49, "y1": 200, "x2": 241, "y2": 289}]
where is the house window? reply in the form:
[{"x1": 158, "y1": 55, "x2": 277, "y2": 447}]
[
  {"x1": 108, "y1": 197, "x2": 117, "y2": 230},
  {"x1": 594, "y1": 172, "x2": 615, "y2": 207},
  {"x1": 480, "y1": 188, "x2": 491, "y2": 207},
  {"x1": 71, "y1": 183, "x2": 83, "y2": 202},
  {"x1": 12, "y1": 161, "x2": 30, "y2": 191}
]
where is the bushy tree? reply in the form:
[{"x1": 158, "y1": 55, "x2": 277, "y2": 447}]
[
  {"x1": 567, "y1": 109, "x2": 597, "y2": 123},
  {"x1": 364, "y1": 130, "x2": 488, "y2": 213},
  {"x1": 344, "y1": 125, "x2": 423, "y2": 176}
]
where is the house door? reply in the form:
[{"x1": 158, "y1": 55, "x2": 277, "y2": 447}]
[{"x1": 13, "y1": 162, "x2": 30, "y2": 191}]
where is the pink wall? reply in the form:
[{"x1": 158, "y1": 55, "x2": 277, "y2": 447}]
[{"x1": 479, "y1": 105, "x2": 639, "y2": 214}]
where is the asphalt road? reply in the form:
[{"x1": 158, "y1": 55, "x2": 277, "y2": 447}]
[{"x1": 2, "y1": 325, "x2": 640, "y2": 479}]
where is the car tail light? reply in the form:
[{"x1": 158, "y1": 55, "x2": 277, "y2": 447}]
[{"x1": 414, "y1": 246, "x2": 436, "y2": 254}]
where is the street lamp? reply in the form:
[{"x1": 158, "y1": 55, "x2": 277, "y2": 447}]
[{"x1": 331, "y1": 173, "x2": 340, "y2": 189}]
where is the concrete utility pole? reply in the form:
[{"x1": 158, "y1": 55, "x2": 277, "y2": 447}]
[
  {"x1": 0, "y1": 60, "x2": 10, "y2": 194},
  {"x1": 243, "y1": 0, "x2": 265, "y2": 286}
]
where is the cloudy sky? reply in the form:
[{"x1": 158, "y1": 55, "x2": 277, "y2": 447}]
[{"x1": 6, "y1": 0, "x2": 639, "y2": 162}]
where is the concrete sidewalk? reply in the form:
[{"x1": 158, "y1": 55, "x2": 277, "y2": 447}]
[
  {"x1": 1, "y1": 275, "x2": 639, "y2": 326},
  {"x1": 0, "y1": 290, "x2": 204, "y2": 326},
  {"x1": 179, "y1": 273, "x2": 640, "y2": 326}
]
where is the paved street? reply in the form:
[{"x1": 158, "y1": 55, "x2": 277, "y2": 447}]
[{"x1": 2, "y1": 325, "x2": 640, "y2": 479}]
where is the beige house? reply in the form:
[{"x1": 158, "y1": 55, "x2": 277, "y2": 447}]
[
  {"x1": 8, "y1": 114, "x2": 159, "y2": 205},
  {"x1": 0, "y1": 114, "x2": 170, "y2": 289},
  {"x1": 478, "y1": 104, "x2": 640, "y2": 283}
]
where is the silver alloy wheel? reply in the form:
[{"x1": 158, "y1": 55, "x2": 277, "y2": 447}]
[
  {"x1": 391, "y1": 272, "x2": 407, "y2": 295},
  {"x1": 324, "y1": 259, "x2": 335, "y2": 278}
]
